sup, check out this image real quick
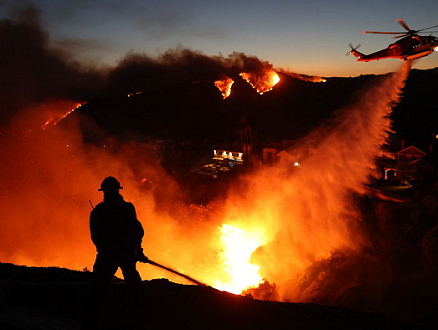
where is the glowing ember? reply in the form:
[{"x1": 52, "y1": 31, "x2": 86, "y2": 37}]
[
  {"x1": 240, "y1": 70, "x2": 280, "y2": 95},
  {"x1": 214, "y1": 77, "x2": 234, "y2": 99},
  {"x1": 127, "y1": 91, "x2": 143, "y2": 97},
  {"x1": 300, "y1": 76, "x2": 327, "y2": 83},
  {"x1": 214, "y1": 224, "x2": 265, "y2": 294},
  {"x1": 42, "y1": 102, "x2": 86, "y2": 129}
]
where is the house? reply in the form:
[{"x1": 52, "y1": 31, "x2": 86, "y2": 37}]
[
  {"x1": 262, "y1": 140, "x2": 309, "y2": 165},
  {"x1": 213, "y1": 149, "x2": 243, "y2": 167},
  {"x1": 397, "y1": 146, "x2": 426, "y2": 163},
  {"x1": 263, "y1": 147, "x2": 279, "y2": 163},
  {"x1": 379, "y1": 145, "x2": 434, "y2": 183},
  {"x1": 276, "y1": 150, "x2": 293, "y2": 163}
]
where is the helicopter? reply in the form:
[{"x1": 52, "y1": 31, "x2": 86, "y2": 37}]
[{"x1": 350, "y1": 19, "x2": 438, "y2": 62}]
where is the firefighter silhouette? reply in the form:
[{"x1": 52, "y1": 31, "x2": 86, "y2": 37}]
[{"x1": 82, "y1": 176, "x2": 148, "y2": 329}]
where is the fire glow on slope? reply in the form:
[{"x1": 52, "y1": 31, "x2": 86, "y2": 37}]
[
  {"x1": 214, "y1": 70, "x2": 280, "y2": 99},
  {"x1": 240, "y1": 70, "x2": 280, "y2": 94},
  {"x1": 279, "y1": 70, "x2": 327, "y2": 83},
  {"x1": 42, "y1": 102, "x2": 86, "y2": 130},
  {"x1": 214, "y1": 77, "x2": 234, "y2": 99}
]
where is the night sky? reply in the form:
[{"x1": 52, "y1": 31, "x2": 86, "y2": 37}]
[{"x1": 1, "y1": 0, "x2": 437, "y2": 77}]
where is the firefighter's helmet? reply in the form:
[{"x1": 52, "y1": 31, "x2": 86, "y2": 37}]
[{"x1": 98, "y1": 176, "x2": 123, "y2": 191}]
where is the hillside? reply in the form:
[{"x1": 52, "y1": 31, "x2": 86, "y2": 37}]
[
  {"x1": 66, "y1": 68, "x2": 438, "y2": 146},
  {"x1": 0, "y1": 262, "x2": 428, "y2": 330}
]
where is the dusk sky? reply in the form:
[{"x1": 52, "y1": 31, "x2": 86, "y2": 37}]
[{"x1": 1, "y1": 0, "x2": 438, "y2": 77}]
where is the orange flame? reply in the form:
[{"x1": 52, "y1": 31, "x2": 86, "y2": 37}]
[
  {"x1": 214, "y1": 77, "x2": 234, "y2": 99},
  {"x1": 214, "y1": 224, "x2": 266, "y2": 293},
  {"x1": 240, "y1": 70, "x2": 280, "y2": 95},
  {"x1": 42, "y1": 102, "x2": 86, "y2": 129}
]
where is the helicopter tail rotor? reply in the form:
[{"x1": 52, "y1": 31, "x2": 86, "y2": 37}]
[{"x1": 346, "y1": 43, "x2": 361, "y2": 56}]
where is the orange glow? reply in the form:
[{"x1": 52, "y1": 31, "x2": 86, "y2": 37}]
[
  {"x1": 279, "y1": 70, "x2": 327, "y2": 83},
  {"x1": 214, "y1": 77, "x2": 234, "y2": 99},
  {"x1": 214, "y1": 224, "x2": 265, "y2": 294},
  {"x1": 127, "y1": 91, "x2": 143, "y2": 98},
  {"x1": 42, "y1": 102, "x2": 86, "y2": 129},
  {"x1": 0, "y1": 62, "x2": 412, "y2": 305},
  {"x1": 240, "y1": 70, "x2": 280, "y2": 94},
  {"x1": 308, "y1": 76, "x2": 326, "y2": 83}
]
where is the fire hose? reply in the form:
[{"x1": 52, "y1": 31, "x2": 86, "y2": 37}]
[{"x1": 141, "y1": 258, "x2": 207, "y2": 287}]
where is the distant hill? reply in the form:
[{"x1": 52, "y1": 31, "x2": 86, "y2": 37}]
[
  {"x1": 0, "y1": 262, "x2": 423, "y2": 330},
  {"x1": 66, "y1": 68, "x2": 438, "y2": 146}
]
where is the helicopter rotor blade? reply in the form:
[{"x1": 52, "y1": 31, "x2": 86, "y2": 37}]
[
  {"x1": 393, "y1": 34, "x2": 408, "y2": 39},
  {"x1": 397, "y1": 19, "x2": 412, "y2": 32},
  {"x1": 417, "y1": 24, "x2": 438, "y2": 32},
  {"x1": 360, "y1": 20, "x2": 438, "y2": 39},
  {"x1": 361, "y1": 31, "x2": 405, "y2": 34}
]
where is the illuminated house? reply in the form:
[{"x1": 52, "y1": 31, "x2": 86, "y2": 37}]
[
  {"x1": 396, "y1": 146, "x2": 434, "y2": 183},
  {"x1": 379, "y1": 146, "x2": 434, "y2": 183},
  {"x1": 213, "y1": 149, "x2": 243, "y2": 167}
]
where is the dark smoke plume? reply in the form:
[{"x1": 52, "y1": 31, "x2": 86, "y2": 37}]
[
  {"x1": 108, "y1": 49, "x2": 276, "y2": 94},
  {"x1": 1, "y1": 6, "x2": 280, "y2": 126},
  {"x1": 0, "y1": 6, "x2": 105, "y2": 125}
]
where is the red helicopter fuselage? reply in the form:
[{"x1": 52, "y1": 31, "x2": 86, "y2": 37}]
[{"x1": 351, "y1": 35, "x2": 438, "y2": 62}]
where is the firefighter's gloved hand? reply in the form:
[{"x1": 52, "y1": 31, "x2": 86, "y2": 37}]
[{"x1": 137, "y1": 247, "x2": 149, "y2": 263}]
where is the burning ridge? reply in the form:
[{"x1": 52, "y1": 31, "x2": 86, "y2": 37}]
[
  {"x1": 0, "y1": 5, "x2": 331, "y2": 130},
  {"x1": 279, "y1": 70, "x2": 327, "y2": 83}
]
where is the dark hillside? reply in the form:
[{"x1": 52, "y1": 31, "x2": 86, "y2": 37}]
[
  {"x1": 0, "y1": 262, "x2": 426, "y2": 330},
  {"x1": 68, "y1": 72, "x2": 380, "y2": 143},
  {"x1": 66, "y1": 68, "x2": 438, "y2": 148}
]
